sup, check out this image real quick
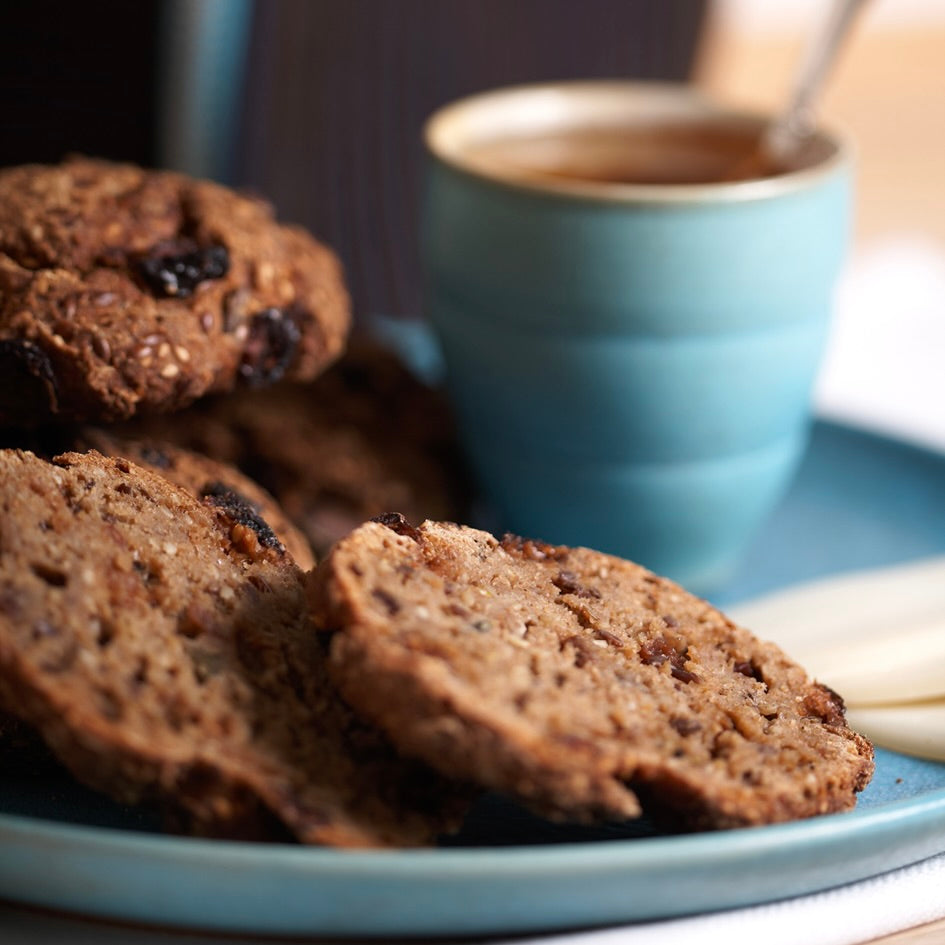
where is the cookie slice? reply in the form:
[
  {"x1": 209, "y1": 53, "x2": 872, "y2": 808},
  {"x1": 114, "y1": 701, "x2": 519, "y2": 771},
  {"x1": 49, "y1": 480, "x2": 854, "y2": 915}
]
[
  {"x1": 0, "y1": 452, "x2": 468, "y2": 846},
  {"x1": 118, "y1": 336, "x2": 471, "y2": 555},
  {"x1": 0, "y1": 427, "x2": 315, "y2": 570},
  {"x1": 311, "y1": 517, "x2": 874, "y2": 829},
  {"x1": 0, "y1": 157, "x2": 350, "y2": 423},
  {"x1": 75, "y1": 430, "x2": 316, "y2": 570}
]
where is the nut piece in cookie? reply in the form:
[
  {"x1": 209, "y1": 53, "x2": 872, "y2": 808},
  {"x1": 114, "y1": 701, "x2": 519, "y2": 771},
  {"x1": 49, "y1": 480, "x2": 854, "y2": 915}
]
[{"x1": 311, "y1": 519, "x2": 874, "y2": 830}]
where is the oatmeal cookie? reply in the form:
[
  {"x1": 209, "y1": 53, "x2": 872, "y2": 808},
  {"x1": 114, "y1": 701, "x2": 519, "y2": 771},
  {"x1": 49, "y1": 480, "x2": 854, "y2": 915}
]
[
  {"x1": 121, "y1": 337, "x2": 471, "y2": 556},
  {"x1": 311, "y1": 516, "x2": 874, "y2": 829},
  {"x1": 0, "y1": 453, "x2": 468, "y2": 845},
  {"x1": 75, "y1": 429, "x2": 315, "y2": 570},
  {"x1": 0, "y1": 157, "x2": 350, "y2": 423}
]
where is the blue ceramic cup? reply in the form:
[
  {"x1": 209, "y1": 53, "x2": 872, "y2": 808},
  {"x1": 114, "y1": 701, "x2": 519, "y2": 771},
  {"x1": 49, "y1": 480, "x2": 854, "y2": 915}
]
[{"x1": 421, "y1": 82, "x2": 851, "y2": 594}]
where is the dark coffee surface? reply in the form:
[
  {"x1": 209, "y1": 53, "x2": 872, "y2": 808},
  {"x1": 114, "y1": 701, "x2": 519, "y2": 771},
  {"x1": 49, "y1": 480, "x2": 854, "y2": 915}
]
[{"x1": 466, "y1": 123, "x2": 786, "y2": 186}]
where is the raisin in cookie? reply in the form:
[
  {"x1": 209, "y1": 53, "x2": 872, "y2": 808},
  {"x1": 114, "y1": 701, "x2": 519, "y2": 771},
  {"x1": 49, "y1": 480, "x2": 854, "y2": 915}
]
[
  {"x1": 0, "y1": 157, "x2": 350, "y2": 423},
  {"x1": 0, "y1": 452, "x2": 468, "y2": 845},
  {"x1": 311, "y1": 517, "x2": 874, "y2": 830},
  {"x1": 120, "y1": 336, "x2": 471, "y2": 555}
]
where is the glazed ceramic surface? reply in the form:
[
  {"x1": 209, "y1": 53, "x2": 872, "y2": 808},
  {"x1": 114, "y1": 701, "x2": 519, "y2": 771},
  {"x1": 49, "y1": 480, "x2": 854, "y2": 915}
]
[{"x1": 423, "y1": 82, "x2": 851, "y2": 593}]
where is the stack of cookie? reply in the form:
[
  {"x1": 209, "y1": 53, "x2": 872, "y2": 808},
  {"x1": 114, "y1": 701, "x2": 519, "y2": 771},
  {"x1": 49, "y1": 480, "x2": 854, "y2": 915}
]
[
  {"x1": 0, "y1": 157, "x2": 470, "y2": 561},
  {"x1": 0, "y1": 158, "x2": 873, "y2": 847}
]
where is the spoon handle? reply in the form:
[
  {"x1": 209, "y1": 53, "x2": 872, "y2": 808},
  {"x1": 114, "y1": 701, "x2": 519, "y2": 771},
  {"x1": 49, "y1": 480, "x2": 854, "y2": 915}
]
[{"x1": 764, "y1": 0, "x2": 871, "y2": 160}]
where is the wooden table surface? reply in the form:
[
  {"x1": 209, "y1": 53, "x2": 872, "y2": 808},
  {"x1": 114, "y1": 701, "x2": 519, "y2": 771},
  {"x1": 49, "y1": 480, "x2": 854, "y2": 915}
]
[{"x1": 869, "y1": 916, "x2": 945, "y2": 944}]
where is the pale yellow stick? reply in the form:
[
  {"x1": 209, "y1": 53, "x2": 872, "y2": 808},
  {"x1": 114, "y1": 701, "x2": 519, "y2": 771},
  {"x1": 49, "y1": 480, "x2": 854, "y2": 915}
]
[
  {"x1": 729, "y1": 556, "x2": 945, "y2": 706},
  {"x1": 846, "y1": 703, "x2": 945, "y2": 762}
]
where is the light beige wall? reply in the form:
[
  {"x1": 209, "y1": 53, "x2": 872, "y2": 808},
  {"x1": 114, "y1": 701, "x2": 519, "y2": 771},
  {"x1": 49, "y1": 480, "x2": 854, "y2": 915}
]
[{"x1": 696, "y1": 0, "x2": 945, "y2": 251}]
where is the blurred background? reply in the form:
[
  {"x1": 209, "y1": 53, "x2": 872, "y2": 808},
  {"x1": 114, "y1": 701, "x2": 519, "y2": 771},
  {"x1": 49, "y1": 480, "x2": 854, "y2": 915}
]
[
  {"x1": 697, "y1": 0, "x2": 945, "y2": 453},
  {"x1": 1, "y1": 0, "x2": 943, "y2": 446}
]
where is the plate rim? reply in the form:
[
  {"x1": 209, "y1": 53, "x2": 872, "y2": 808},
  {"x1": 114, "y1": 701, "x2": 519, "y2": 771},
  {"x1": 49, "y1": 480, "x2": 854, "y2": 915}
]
[
  {"x1": 3, "y1": 774, "x2": 945, "y2": 872},
  {"x1": 3, "y1": 764, "x2": 945, "y2": 936}
]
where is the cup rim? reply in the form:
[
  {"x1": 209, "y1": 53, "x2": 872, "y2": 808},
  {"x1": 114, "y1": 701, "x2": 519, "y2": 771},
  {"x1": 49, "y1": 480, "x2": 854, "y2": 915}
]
[{"x1": 423, "y1": 80, "x2": 850, "y2": 205}]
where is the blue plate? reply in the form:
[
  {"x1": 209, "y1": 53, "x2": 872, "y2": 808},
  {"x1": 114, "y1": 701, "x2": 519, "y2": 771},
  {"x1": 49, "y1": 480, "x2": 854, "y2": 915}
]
[{"x1": 2, "y1": 420, "x2": 945, "y2": 937}]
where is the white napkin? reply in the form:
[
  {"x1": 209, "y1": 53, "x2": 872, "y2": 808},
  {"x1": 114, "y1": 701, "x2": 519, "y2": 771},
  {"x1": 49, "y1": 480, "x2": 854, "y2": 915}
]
[
  {"x1": 815, "y1": 236, "x2": 945, "y2": 454},
  {"x1": 502, "y1": 852, "x2": 945, "y2": 945}
]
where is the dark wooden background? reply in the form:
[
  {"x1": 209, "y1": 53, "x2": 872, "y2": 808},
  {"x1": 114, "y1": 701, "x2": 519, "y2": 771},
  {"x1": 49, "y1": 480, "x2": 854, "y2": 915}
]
[
  {"x1": 236, "y1": 0, "x2": 707, "y2": 320},
  {"x1": 0, "y1": 0, "x2": 707, "y2": 321},
  {"x1": 0, "y1": 0, "x2": 161, "y2": 167}
]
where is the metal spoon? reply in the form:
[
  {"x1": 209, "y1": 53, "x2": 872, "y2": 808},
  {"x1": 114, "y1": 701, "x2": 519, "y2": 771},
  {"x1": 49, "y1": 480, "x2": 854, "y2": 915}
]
[{"x1": 725, "y1": 0, "x2": 871, "y2": 180}]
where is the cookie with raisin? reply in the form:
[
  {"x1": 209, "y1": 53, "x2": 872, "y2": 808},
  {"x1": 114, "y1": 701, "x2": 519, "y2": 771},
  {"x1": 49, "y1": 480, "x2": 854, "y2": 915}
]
[
  {"x1": 118, "y1": 336, "x2": 471, "y2": 556},
  {"x1": 0, "y1": 157, "x2": 350, "y2": 423},
  {"x1": 0, "y1": 451, "x2": 469, "y2": 845},
  {"x1": 310, "y1": 517, "x2": 874, "y2": 830},
  {"x1": 0, "y1": 425, "x2": 315, "y2": 568},
  {"x1": 75, "y1": 430, "x2": 316, "y2": 569}
]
